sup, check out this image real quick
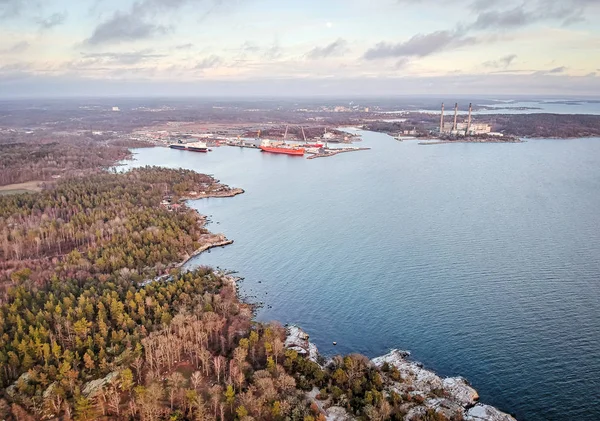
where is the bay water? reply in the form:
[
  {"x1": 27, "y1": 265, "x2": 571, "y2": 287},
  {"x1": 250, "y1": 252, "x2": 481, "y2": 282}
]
[{"x1": 123, "y1": 132, "x2": 600, "y2": 421}]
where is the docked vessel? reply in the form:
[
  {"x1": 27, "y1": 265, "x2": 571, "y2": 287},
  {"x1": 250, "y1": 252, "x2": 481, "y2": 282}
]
[
  {"x1": 301, "y1": 126, "x2": 323, "y2": 148},
  {"x1": 186, "y1": 142, "x2": 208, "y2": 152},
  {"x1": 168, "y1": 142, "x2": 208, "y2": 152},
  {"x1": 259, "y1": 139, "x2": 305, "y2": 156}
]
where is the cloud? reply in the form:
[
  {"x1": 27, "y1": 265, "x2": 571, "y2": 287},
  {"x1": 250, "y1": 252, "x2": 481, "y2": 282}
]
[
  {"x1": 264, "y1": 42, "x2": 282, "y2": 60},
  {"x1": 81, "y1": 50, "x2": 166, "y2": 65},
  {"x1": 483, "y1": 54, "x2": 517, "y2": 68},
  {"x1": 470, "y1": 0, "x2": 503, "y2": 12},
  {"x1": 548, "y1": 66, "x2": 567, "y2": 73},
  {"x1": 469, "y1": 0, "x2": 596, "y2": 30},
  {"x1": 369, "y1": 0, "x2": 596, "y2": 64},
  {"x1": 85, "y1": 12, "x2": 167, "y2": 45},
  {"x1": 364, "y1": 30, "x2": 477, "y2": 60},
  {"x1": 534, "y1": 66, "x2": 567, "y2": 75},
  {"x1": 195, "y1": 54, "x2": 222, "y2": 69},
  {"x1": 3, "y1": 41, "x2": 30, "y2": 54},
  {"x1": 241, "y1": 41, "x2": 260, "y2": 52},
  {"x1": 85, "y1": 0, "x2": 232, "y2": 45},
  {"x1": 37, "y1": 12, "x2": 67, "y2": 29},
  {"x1": 0, "y1": 62, "x2": 32, "y2": 73},
  {"x1": 0, "y1": 0, "x2": 27, "y2": 19},
  {"x1": 399, "y1": 0, "x2": 596, "y2": 28},
  {"x1": 175, "y1": 43, "x2": 194, "y2": 50},
  {"x1": 470, "y1": 7, "x2": 530, "y2": 29},
  {"x1": 395, "y1": 58, "x2": 410, "y2": 69},
  {"x1": 306, "y1": 39, "x2": 348, "y2": 60}
]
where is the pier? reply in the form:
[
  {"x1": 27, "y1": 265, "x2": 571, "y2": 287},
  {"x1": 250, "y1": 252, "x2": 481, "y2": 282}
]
[
  {"x1": 306, "y1": 147, "x2": 370, "y2": 159},
  {"x1": 225, "y1": 140, "x2": 260, "y2": 149}
]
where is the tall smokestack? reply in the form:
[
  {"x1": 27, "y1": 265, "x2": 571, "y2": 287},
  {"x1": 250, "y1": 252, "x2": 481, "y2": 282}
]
[
  {"x1": 466, "y1": 103, "x2": 472, "y2": 135},
  {"x1": 440, "y1": 103, "x2": 445, "y2": 134},
  {"x1": 453, "y1": 103, "x2": 458, "y2": 132}
]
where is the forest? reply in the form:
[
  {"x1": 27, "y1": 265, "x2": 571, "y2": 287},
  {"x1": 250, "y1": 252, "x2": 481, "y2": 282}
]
[
  {"x1": 0, "y1": 167, "x2": 235, "y2": 288},
  {"x1": 0, "y1": 166, "x2": 466, "y2": 421},
  {"x1": 363, "y1": 113, "x2": 600, "y2": 139},
  {"x1": 486, "y1": 113, "x2": 600, "y2": 138},
  {"x1": 0, "y1": 131, "x2": 151, "y2": 186}
]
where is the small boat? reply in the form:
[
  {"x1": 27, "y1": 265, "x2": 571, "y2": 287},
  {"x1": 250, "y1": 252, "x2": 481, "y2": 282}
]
[{"x1": 169, "y1": 144, "x2": 186, "y2": 150}]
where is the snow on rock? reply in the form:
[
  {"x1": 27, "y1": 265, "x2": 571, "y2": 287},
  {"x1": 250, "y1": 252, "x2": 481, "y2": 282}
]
[
  {"x1": 285, "y1": 325, "x2": 320, "y2": 364},
  {"x1": 466, "y1": 404, "x2": 517, "y2": 421},
  {"x1": 443, "y1": 377, "x2": 479, "y2": 406}
]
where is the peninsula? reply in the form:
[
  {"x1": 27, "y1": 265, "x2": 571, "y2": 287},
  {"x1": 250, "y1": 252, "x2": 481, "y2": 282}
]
[{"x1": 0, "y1": 165, "x2": 517, "y2": 420}]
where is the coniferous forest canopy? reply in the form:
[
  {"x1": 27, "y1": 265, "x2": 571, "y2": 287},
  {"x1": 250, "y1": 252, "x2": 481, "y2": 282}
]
[{"x1": 0, "y1": 165, "x2": 453, "y2": 421}]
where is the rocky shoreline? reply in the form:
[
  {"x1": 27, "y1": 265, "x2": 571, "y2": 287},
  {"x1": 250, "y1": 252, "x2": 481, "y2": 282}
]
[
  {"x1": 418, "y1": 139, "x2": 523, "y2": 145},
  {"x1": 178, "y1": 186, "x2": 245, "y2": 201},
  {"x1": 174, "y1": 186, "x2": 245, "y2": 268},
  {"x1": 284, "y1": 325, "x2": 517, "y2": 421},
  {"x1": 175, "y1": 183, "x2": 518, "y2": 421}
]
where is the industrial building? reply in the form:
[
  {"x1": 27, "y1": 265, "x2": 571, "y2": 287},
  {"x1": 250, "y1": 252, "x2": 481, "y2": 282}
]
[{"x1": 439, "y1": 103, "x2": 494, "y2": 136}]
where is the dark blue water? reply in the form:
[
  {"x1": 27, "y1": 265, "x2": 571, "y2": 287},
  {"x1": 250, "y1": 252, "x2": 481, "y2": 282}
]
[{"x1": 123, "y1": 133, "x2": 600, "y2": 421}]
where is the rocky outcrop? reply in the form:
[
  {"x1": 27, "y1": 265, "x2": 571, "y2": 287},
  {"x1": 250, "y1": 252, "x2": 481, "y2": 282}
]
[
  {"x1": 372, "y1": 349, "x2": 515, "y2": 420},
  {"x1": 283, "y1": 331, "x2": 516, "y2": 421},
  {"x1": 466, "y1": 404, "x2": 517, "y2": 421},
  {"x1": 82, "y1": 370, "x2": 120, "y2": 398},
  {"x1": 180, "y1": 187, "x2": 245, "y2": 201},
  {"x1": 443, "y1": 377, "x2": 480, "y2": 406},
  {"x1": 285, "y1": 325, "x2": 320, "y2": 364},
  {"x1": 326, "y1": 406, "x2": 355, "y2": 421}
]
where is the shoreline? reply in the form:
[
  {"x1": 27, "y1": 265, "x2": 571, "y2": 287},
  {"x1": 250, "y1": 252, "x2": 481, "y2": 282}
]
[
  {"x1": 419, "y1": 139, "x2": 524, "y2": 145},
  {"x1": 285, "y1": 325, "x2": 517, "y2": 421},
  {"x1": 176, "y1": 180, "x2": 518, "y2": 420},
  {"x1": 178, "y1": 186, "x2": 245, "y2": 201},
  {"x1": 172, "y1": 187, "x2": 246, "y2": 269}
]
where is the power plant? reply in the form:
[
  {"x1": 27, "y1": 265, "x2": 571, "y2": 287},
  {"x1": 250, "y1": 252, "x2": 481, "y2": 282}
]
[{"x1": 439, "y1": 102, "x2": 492, "y2": 136}]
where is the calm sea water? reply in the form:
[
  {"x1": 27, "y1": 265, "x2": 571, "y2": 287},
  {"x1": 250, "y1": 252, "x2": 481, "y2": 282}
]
[
  {"x1": 419, "y1": 100, "x2": 600, "y2": 115},
  {"x1": 123, "y1": 133, "x2": 600, "y2": 421},
  {"x1": 475, "y1": 100, "x2": 600, "y2": 115}
]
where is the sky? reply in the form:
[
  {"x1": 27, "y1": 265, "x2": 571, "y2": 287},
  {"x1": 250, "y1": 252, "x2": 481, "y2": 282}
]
[{"x1": 1, "y1": 0, "x2": 600, "y2": 97}]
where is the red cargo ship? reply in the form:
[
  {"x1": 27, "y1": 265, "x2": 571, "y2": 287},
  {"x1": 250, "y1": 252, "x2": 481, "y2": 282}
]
[{"x1": 260, "y1": 140, "x2": 305, "y2": 156}]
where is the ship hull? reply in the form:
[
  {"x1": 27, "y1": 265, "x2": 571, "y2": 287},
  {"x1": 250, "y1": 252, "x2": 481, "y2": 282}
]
[
  {"x1": 169, "y1": 145, "x2": 186, "y2": 150},
  {"x1": 187, "y1": 147, "x2": 208, "y2": 152},
  {"x1": 260, "y1": 146, "x2": 305, "y2": 156}
]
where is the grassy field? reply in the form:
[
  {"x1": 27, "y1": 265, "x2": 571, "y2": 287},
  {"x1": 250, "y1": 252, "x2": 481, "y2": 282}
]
[{"x1": 0, "y1": 181, "x2": 43, "y2": 195}]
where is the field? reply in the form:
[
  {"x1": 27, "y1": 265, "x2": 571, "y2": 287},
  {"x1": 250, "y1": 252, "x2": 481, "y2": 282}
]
[{"x1": 0, "y1": 180, "x2": 43, "y2": 195}]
